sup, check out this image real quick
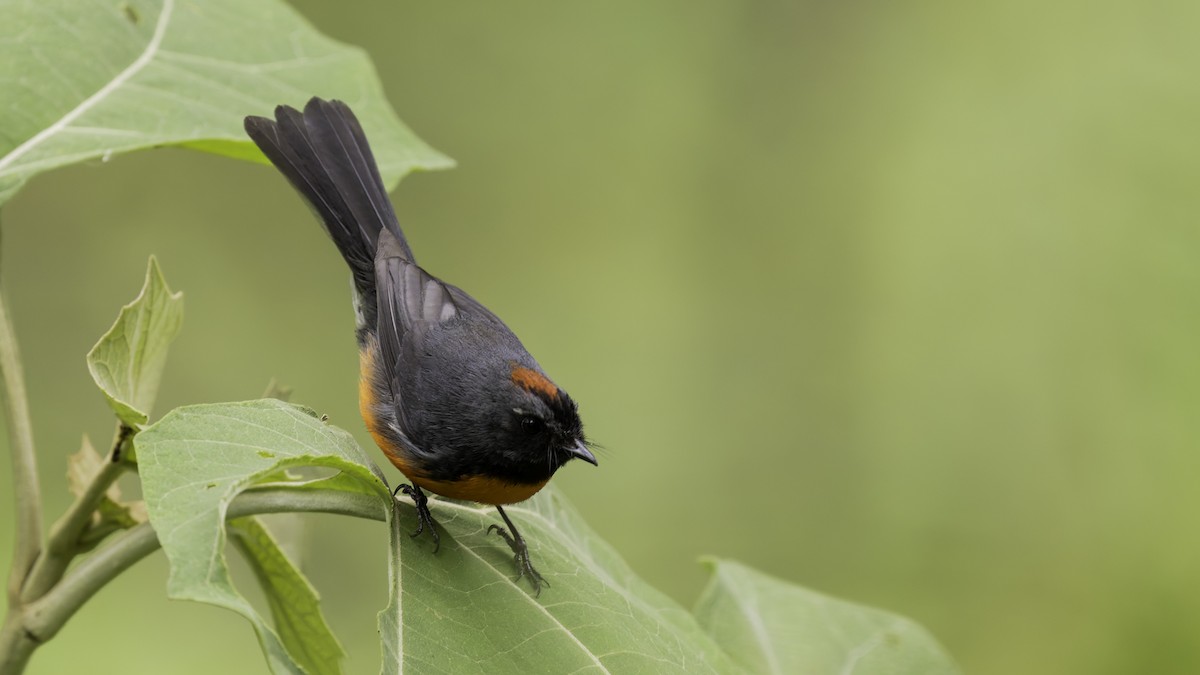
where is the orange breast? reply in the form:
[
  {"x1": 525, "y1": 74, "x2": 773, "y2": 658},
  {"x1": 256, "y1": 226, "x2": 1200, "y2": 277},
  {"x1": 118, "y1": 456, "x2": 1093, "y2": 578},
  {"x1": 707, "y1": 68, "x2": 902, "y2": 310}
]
[
  {"x1": 413, "y1": 475, "x2": 550, "y2": 505},
  {"x1": 359, "y1": 339, "x2": 420, "y2": 479}
]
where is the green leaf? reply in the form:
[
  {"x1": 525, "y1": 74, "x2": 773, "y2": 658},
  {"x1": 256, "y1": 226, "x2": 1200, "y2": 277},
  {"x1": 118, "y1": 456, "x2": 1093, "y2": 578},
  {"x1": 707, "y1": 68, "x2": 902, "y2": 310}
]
[
  {"x1": 136, "y1": 399, "x2": 390, "y2": 675},
  {"x1": 87, "y1": 257, "x2": 183, "y2": 427},
  {"x1": 229, "y1": 516, "x2": 345, "y2": 675},
  {"x1": 385, "y1": 489, "x2": 739, "y2": 674},
  {"x1": 0, "y1": 0, "x2": 452, "y2": 206},
  {"x1": 137, "y1": 399, "x2": 741, "y2": 674},
  {"x1": 694, "y1": 558, "x2": 962, "y2": 675}
]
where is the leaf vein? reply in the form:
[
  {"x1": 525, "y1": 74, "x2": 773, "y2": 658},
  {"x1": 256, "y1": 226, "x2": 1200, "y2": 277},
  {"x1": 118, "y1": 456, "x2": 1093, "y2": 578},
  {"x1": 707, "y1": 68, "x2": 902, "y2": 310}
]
[
  {"x1": 0, "y1": 0, "x2": 176, "y2": 175},
  {"x1": 452, "y1": 540, "x2": 612, "y2": 673}
]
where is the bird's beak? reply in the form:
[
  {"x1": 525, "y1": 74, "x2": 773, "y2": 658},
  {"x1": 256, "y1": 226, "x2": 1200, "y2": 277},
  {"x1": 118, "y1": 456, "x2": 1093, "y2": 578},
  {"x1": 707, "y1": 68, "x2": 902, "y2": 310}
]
[{"x1": 567, "y1": 439, "x2": 598, "y2": 466}]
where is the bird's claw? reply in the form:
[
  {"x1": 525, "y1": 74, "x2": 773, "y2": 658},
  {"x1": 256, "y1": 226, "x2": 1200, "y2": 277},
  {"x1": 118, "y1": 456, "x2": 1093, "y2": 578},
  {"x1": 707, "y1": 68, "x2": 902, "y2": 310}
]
[
  {"x1": 394, "y1": 483, "x2": 440, "y2": 553},
  {"x1": 488, "y1": 523, "x2": 547, "y2": 596}
]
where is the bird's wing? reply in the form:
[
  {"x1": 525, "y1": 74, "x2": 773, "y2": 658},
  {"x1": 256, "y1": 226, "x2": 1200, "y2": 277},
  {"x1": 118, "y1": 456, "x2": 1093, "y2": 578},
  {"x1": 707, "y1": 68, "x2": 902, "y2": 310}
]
[{"x1": 374, "y1": 229, "x2": 459, "y2": 397}]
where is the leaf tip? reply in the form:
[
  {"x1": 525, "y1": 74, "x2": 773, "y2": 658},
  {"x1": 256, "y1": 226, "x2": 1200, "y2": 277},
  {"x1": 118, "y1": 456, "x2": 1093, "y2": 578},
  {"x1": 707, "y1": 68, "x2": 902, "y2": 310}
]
[{"x1": 145, "y1": 255, "x2": 183, "y2": 303}]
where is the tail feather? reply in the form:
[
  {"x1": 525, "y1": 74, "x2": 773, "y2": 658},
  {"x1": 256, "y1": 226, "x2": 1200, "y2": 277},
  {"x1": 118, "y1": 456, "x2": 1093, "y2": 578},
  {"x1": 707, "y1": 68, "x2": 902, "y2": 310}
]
[
  {"x1": 303, "y1": 99, "x2": 409, "y2": 260},
  {"x1": 244, "y1": 98, "x2": 414, "y2": 325}
]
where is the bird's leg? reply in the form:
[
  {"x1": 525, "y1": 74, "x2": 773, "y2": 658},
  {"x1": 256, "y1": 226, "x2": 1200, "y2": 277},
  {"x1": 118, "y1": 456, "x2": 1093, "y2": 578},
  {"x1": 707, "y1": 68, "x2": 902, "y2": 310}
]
[
  {"x1": 488, "y1": 505, "x2": 547, "y2": 596},
  {"x1": 394, "y1": 483, "x2": 441, "y2": 553}
]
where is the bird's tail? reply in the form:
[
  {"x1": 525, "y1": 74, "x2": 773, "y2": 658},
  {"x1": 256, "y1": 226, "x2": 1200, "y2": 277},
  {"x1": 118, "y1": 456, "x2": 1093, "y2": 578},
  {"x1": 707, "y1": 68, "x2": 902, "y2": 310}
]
[{"x1": 244, "y1": 98, "x2": 414, "y2": 322}]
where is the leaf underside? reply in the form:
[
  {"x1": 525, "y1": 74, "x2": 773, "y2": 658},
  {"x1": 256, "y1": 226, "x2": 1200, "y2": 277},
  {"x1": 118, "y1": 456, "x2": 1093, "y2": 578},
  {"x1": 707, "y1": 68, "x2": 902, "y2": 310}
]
[
  {"x1": 0, "y1": 0, "x2": 452, "y2": 207},
  {"x1": 136, "y1": 399, "x2": 388, "y2": 675},
  {"x1": 86, "y1": 256, "x2": 183, "y2": 427},
  {"x1": 694, "y1": 558, "x2": 962, "y2": 675},
  {"x1": 388, "y1": 490, "x2": 739, "y2": 675}
]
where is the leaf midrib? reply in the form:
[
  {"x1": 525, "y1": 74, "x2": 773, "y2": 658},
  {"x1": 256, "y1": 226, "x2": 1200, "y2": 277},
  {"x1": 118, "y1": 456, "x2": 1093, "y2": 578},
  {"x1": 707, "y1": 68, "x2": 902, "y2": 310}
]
[{"x1": 0, "y1": 0, "x2": 175, "y2": 176}]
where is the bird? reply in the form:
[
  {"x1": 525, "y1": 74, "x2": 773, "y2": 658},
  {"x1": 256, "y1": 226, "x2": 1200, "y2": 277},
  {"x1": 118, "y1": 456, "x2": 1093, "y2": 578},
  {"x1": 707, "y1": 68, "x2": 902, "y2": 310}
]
[{"x1": 244, "y1": 97, "x2": 596, "y2": 594}]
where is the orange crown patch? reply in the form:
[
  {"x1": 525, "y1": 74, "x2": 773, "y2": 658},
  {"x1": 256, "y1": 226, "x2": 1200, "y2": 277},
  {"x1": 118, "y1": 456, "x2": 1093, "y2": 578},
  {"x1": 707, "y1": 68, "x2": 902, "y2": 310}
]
[{"x1": 510, "y1": 365, "x2": 559, "y2": 400}]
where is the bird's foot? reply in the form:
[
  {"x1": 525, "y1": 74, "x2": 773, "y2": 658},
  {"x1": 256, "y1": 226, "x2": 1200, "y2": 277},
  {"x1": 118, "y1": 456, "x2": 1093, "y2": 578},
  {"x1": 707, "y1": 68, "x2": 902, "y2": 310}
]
[
  {"x1": 394, "y1": 483, "x2": 440, "y2": 553},
  {"x1": 489, "y1": 506, "x2": 547, "y2": 596}
]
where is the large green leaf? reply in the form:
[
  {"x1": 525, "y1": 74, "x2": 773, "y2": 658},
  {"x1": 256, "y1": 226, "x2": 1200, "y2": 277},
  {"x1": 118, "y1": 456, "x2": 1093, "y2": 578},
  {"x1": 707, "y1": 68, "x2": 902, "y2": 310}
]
[
  {"x1": 136, "y1": 399, "x2": 390, "y2": 674},
  {"x1": 87, "y1": 256, "x2": 183, "y2": 427},
  {"x1": 137, "y1": 399, "x2": 741, "y2": 674},
  {"x1": 694, "y1": 558, "x2": 961, "y2": 675},
  {"x1": 0, "y1": 0, "x2": 452, "y2": 206},
  {"x1": 386, "y1": 490, "x2": 739, "y2": 674}
]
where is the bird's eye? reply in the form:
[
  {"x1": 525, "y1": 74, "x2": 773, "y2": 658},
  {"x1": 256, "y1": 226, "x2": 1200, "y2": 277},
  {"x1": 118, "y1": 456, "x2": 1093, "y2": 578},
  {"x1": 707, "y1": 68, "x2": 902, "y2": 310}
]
[{"x1": 520, "y1": 415, "x2": 544, "y2": 434}]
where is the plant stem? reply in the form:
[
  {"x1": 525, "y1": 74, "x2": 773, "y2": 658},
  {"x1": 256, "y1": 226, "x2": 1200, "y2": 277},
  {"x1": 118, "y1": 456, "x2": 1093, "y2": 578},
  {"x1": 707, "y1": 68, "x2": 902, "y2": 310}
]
[
  {"x1": 0, "y1": 290, "x2": 42, "y2": 606},
  {"x1": 0, "y1": 613, "x2": 35, "y2": 675},
  {"x1": 19, "y1": 426, "x2": 131, "y2": 603},
  {"x1": 19, "y1": 486, "x2": 386, "y2": 647}
]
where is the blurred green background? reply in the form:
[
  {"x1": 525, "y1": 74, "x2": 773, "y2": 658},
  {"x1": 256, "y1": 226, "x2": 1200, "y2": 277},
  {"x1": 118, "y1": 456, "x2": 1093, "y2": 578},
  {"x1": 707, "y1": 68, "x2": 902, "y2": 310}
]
[{"x1": 3, "y1": 1, "x2": 1199, "y2": 673}]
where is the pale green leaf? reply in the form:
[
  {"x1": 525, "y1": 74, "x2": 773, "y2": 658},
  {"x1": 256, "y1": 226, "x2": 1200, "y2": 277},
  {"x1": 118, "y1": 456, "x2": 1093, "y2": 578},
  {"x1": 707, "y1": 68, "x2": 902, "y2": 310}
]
[
  {"x1": 0, "y1": 0, "x2": 452, "y2": 206},
  {"x1": 136, "y1": 399, "x2": 390, "y2": 675},
  {"x1": 694, "y1": 558, "x2": 961, "y2": 675},
  {"x1": 230, "y1": 516, "x2": 345, "y2": 675},
  {"x1": 86, "y1": 256, "x2": 183, "y2": 427},
  {"x1": 384, "y1": 488, "x2": 739, "y2": 674}
]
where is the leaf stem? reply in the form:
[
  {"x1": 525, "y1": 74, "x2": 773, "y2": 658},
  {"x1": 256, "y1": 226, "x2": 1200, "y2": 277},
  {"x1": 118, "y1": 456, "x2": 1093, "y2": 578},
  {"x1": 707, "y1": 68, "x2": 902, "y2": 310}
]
[
  {"x1": 0, "y1": 288, "x2": 43, "y2": 606},
  {"x1": 20, "y1": 486, "x2": 386, "y2": 645},
  {"x1": 19, "y1": 425, "x2": 132, "y2": 603}
]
